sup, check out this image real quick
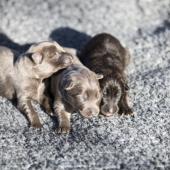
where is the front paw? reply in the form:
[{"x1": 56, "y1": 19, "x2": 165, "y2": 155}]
[
  {"x1": 30, "y1": 115, "x2": 43, "y2": 128},
  {"x1": 119, "y1": 107, "x2": 133, "y2": 115},
  {"x1": 31, "y1": 120, "x2": 43, "y2": 128},
  {"x1": 124, "y1": 108, "x2": 133, "y2": 115},
  {"x1": 57, "y1": 122, "x2": 70, "y2": 134},
  {"x1": 46, "y1": 108, "x2": 54, "y2": 116}
]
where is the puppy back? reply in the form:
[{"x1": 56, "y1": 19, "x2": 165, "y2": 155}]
[{"x1": 80, "y1": 33, "x2": 128, "y2": 75}]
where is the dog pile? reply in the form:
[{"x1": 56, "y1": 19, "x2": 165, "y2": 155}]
[{"x1": 0, "y1": 33, "x2": 133, "y2": 133}]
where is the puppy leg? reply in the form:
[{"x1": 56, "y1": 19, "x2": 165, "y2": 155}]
[
  {"x1": 18, "y1": 97, "x2": 42, "y2": 128},
  {"x1": 41, "y1": 95, "x2": 53, "y2": 116},
  {"x1": 56, "y1": 111, "x2": 71, "y2": 134},
  {"x1": 53, "y1": 97, "x2": 71, "y2": 134},
  {"x1": 118, "y1": 91, "x2": 133, "y2": 115}
]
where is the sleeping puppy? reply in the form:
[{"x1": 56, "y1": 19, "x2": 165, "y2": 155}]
[
  {"x1": 51, "y1": 54, "x2": 103, "y2": 133},
  {"x1": 80, "y1": 33, "x2": 133, "y2": 116},
  {"x1": 0, "y1": 41, "x2": 73, "y2": 128}
]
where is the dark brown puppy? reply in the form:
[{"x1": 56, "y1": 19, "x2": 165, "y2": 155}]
[
  {"x1": 80, "y1": 33, "x2": 133, "y2": 116},
  {"x1": 0, "y1": 41, "x2": 73, "y2": 128}
]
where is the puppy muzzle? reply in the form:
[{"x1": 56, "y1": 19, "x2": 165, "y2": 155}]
[
  {"x1": 80, "y1": 108, "x2": 99, "y2": 118},
  {"x1": 59, "y1": 52, "x2": 73, "y2": 66}
]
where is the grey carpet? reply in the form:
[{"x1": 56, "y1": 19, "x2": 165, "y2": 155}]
[{"x1": 0, "y1": 0, "x2": 170, "y2": 169}]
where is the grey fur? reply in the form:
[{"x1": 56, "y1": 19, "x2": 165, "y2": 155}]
[
  {"x1": 0, "y1": 42, "x2": 73, "y2": 128},
  {"x1": 51, "y1": 54, "x2": 102, "y2": 133}
]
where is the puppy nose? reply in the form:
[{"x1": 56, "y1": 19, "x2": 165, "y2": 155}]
[
  {"x1": 86, "y1": 109, "x2": 93, "y2": 117},
  {"x1": 106, "y1": 108, "x2": 112, "y2": 113},
  {"x1": 112, "y1": 105, "x2": 118, "y2": 114},
  {"x1": 82, "y1": 108, "x2": 99, "y2": 118},
  {"x1": 101, "y1": 104, "x2": 118, "y2": 116},
  {"x1": 103, "y1": 105, "x2": 111, "y2": 113},
  {"x1": 107, "y1": 105, "x2": 118, "y2": 114},
  {"x1": 60, "y1": 52, "x2": 73, "y2": 65}
]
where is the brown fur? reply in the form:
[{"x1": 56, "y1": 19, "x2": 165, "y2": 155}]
[
  {"x1": 0, "y1": 41, "x2": 73, "y2": 128},
  {"x1": 80, "y1": 33, "x2": 133, "y2": 116},
  {"x1": 50, "y1": 54, "x2": 103, "y2": 134}
]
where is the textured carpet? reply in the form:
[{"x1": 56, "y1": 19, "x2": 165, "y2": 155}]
[{"x1": 0, "y1": 0, "x2": 170, "y2": 169}]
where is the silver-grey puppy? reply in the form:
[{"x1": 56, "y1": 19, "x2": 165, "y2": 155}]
[
  {"x1": 51, "y1": 50, "x2": 103, "y2": 134},
  {"x1": 0, "y1": 41, "x2": 73, "y2": 128}
]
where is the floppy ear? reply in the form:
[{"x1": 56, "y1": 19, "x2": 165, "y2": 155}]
[
  {"x1": 31, "y1": 52, "x2": 43, "y2": 64},
  {"x1": 65, "y1": 81, "x2": 76, "y2": 90},
  {"x1": 96, "y1": 73, "x2": 104, "y2": 80}
]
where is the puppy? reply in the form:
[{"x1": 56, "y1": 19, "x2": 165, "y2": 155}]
[
  {"x1": 50, "y1": 54, "x2": 103, "y2": 133},
  {"x1": 80, "y1": 33, "x2": 133, "y2": 116},
  {"x1": 0, "y1": 41, "x2": 73, "y2": 128}
]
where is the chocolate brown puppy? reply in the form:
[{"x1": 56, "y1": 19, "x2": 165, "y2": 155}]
[
  {"x1": 51, "y1": 54, "x2": 103, "y2": 133},
  {"x1": 80, "y1": 33, "x2": 133, "y2": 116},
  {"x1": 0, "y1": 41, "x2": 73, "y2": 128}
]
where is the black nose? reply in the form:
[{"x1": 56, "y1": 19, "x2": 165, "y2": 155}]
[
  {"x1": 102, "y1": 104, "x2": 119, "y2": 115},
  {"x1": 103, "y1": 105, "x2": 110, "y2": 113}
]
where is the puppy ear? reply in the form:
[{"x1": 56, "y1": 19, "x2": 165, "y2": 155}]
[
  {"x1": 96, "y1": 73, "x2": 104, "y2": 80},
  {"x1": 31, "y1": 52, "x2": 43, "y2": 64},
  {"x1": 65, "y1": 81, "x2": 76, "y2": 90}
]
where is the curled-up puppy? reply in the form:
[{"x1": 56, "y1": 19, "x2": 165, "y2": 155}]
[
  {"x1": 80, "y1": 33, "x2": 133, "y2": 116},
  {"x1": 0, "y1": 41, "x2": 73, "y2": 128},
  {"x1": 51, "y1": 54, "x2": 103, "y2": 133}
]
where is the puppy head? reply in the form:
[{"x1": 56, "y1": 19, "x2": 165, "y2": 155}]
[
  {"x1": 62, "y1": 67, "x2": 103, "y2": 118},
  {"x1": 27, "y1": 41, "x2": 73, "y2": 79},
  {"x1": 100, "y1": 78, "x2": 122, "y2": 116}
]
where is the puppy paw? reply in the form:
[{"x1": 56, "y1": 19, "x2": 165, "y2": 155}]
[
  {"x1": 124, "y1": 109, "x2": 133, "y2": 115},
  {"x1": 31, "y1": 121, "x2": 43, "y2": 128},
  {"x1": 29, "y1": 114, "x2": 43, "y2": 128},
  {"x1": 46, "y1": 109, "x2": 54, "y2": 116},
  {"x1": 56, "y1": 123, "x2": 70, "y2": 134},
  {"x1": 119, "y1": 107, "x2": 133, "y2": 115}
]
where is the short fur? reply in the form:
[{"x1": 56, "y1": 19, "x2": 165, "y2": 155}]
[
  {"x1": 80, "y1": 33, "x2": 133, "y2": 116},
  {"x1": 50, "y1": 53, "x2": 102, "y2": 133},
  {"x1": 0, "y1": 41, "x2": 73, "y2": 128}
]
